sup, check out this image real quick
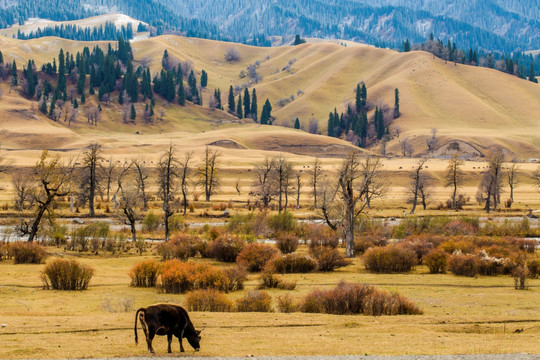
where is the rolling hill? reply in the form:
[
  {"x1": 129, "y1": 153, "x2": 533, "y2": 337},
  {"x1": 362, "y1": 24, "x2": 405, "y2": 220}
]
[{"x1": 1, "y1": 33, "x2": 540, "y2": 164}]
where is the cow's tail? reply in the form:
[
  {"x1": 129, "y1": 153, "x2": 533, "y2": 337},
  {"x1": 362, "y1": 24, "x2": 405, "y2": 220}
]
[{"x1": 134, "y1": 308, "x2": 145, "y2": 345}]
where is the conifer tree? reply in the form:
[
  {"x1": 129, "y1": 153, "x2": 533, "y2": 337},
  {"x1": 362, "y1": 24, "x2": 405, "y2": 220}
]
[
  {"x1": 237, "y1": 94, "x2": 243, "y2": 119},
  {"x1": 214, "y1": 88, "x2": 222, "y2": 109},
  {"x1": 529, "y1": 61, "x2": 538, "y2": 83},
  {"x1": 294, "y1": 117, "x2": 300, "y2": 129},
  {"x1": 81, "y1": 92, "x2": 85, "y2": 104},
  {"x1": 393, "y1": 88, "x2": 400, "y2": 118},
  {"x1": 403, "y1": 39, "x2": 411, "y2": 52},
  {"x1": 327, "y1": 112, "x2": 335, "y2": 137},
  {"x1": 0, "y1": 50, "x2": 3, "y2": 64},
  {"x1": 243, "y1": 88, "x2": 250, "y2": 116},
  {"x1": 360, "y1": 83, "x2": 367, "y2": 109},
  {"x1": 166, "y1": 71, "x2": 175, "y2": 102},
  {"x1": 25, "y1": 59, "x2": 35, "y2": 97},
  {"x1": 11, "y1": 60, "x2": 18, "y2": 86},
  {"x1": 251, "y1": 88, "x2": 258, "y2": 122},
  {"x1": 200, "y1": 69, "x2": 208, "y2": 88},
  {"x1": 77, "y1": 56, "x2": 86, "y2": 95},
  {"x1": 130, "y1": 104, "x2": 136, "y2": 120},
  {"x1": 188, "y1": 70, "x2": 198, "y2": 104},
  {"x1": 228, "y1": 85, "x2": 235, "y2": 113},
  {"x1": 355, "y1": 84, "x2": 361, "y2": 113},
  {"x1": 177, "y1": 71, "x2": 185, "y2": 105},
  {"x1": 73, "y1": 98, "x2": 78, "y2": 108},
  {"x1": 39, "y1": 99, "x2": 48, "y2": 114},
  {"x1": 260, "y1": 99, "x2": 272, "y2": 125},
  {"x1": 57, "y1": 49, "x2": 66, "y2": 93}
]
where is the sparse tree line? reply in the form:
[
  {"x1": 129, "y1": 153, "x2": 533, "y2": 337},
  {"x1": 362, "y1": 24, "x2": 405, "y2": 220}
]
[
  {"x1": 404, "y1": 34, "x2": 539, "y2": 84},
  {"x1": 2, "y1": 146, "x2": 540, "y2": 258},
  {"x1": 16, "y1": 22, "x2": 135, "y2": 42}
]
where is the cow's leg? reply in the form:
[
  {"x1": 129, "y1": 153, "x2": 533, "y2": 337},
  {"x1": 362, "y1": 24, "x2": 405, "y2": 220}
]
[
  {"x1": 178, "y1": 329, "x2": 185, "y2": 352},
  {"x1": 167, "y1": 333, "x2": 173, "y2": 353},
  {"x1": 138, "y1": 314, "x2": 156, "y2": 354}
]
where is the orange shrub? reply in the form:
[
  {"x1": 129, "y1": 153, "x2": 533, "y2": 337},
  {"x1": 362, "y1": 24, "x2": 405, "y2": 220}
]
[
  {"x1": 157, "y1": 234, "x2": 199, "y2": 260},
  {"x1": 423, "y1": 249, "x2": 448, "y2": 274},
  {"x1": 439, "y1": 238, "x2": 476, "y2": 254},
  {"x1": 186, "y1": 289, "x2": 234, "y2": 312},
  {"x1": 41, "y1": 259, "x2": 94, "y2": 290},
  {"x1": 309, "y1": 247, "x2": 351, "y2": 272},
  {"x1": 275, "y1": 233, "x2": 299, "y2": 254},
  {"x1": 265, "y1": 253, "x2": 317, "y2": 273},
  {"x1": 448, "y1": 253, "x2": 479, "y2": 277},
  {"x1": 307, "y1": 224, "x2": 339, "y2": 249},
  {"x1": 258, "y1": 272, "x2": 296, "y2": 290},
  {"x1": 363, "y1": 245, "x2": 417, "y2": 273},
  {"x1": 160, "y1": 260, "x2": 240, "y2": 293},
  {"x1": 236, "y1": 243, "x2": 278, "y2": 272},
  {"x1": 298, "y1": 281, "x2": 422, "y2": 315},
  {"x1": 129, "y1": 259, "x2": 161, "y2": 287}
]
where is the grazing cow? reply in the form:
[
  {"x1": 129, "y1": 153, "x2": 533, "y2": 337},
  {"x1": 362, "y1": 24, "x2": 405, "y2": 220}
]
[{"x1": 134, "y1": 304, "x2": 202, "y2": 354}]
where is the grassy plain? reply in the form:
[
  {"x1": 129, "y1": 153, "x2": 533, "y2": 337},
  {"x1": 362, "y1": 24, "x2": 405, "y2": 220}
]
[{"x1": 0, "y1": 249, "x2": 539, "y2": 359}]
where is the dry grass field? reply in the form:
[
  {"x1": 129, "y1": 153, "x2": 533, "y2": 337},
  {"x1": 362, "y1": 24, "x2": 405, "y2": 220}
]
[{"x1": 1, "y1": 249, "x2": 539, "y2": 359}]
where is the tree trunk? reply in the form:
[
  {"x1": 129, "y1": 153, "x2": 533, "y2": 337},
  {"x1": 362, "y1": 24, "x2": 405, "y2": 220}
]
[
  {"x1": 28, "y1": 201, "x2": 50, "y2": 242},
  {"x1": 164, "y1": 213, "x2": 170, "y2": 242}
]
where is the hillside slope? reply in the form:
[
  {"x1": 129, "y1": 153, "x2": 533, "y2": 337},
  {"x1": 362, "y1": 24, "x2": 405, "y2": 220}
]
[{"x1": 1, "y1": 35, "x2": 539, "y2": 160}]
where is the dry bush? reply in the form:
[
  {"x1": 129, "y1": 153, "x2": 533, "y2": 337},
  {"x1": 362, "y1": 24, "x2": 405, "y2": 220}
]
[
  {"x1": 224, "y1": 47, "x2": 240, "y2": 62},
  {"x1": 207, "y1": 234, "x2": 246, "y2": 262},
  {"x1": 275, "y1": 233, "x2": 299, "y2": 254},
  {"x1": 298, "y1": 282, "x2": 422, "y2": 315},
  {"x1": 129, "y1": 259, "x2": 161, "y2": 287},
  {"x1": 157, "y1": 233, "x2": 199, "y2": 260},
  {"x1": 265, "y1": 253, "x2": 317, "y2": 273},
  {"x1": 258, "y1": 272, "x2": 296, "y2": 290},
  {"x1": 399, "y1": 239, "x2": 434, "y2": 264},
  {"x1": 527, "y1": 259, "x2": 540, "y2": 278},
  {"x1": 160, "y1": 260, "x2": 241, "y2": 293},
  {"x1": 439, "y1": 238, "x2": 476, "y2": 254},
  {"x1": 186, "y1": 289, "x2": 235, "y2": 312},
  {"x1": 423, "y1": 249, "x2": 448, "y2": 274},
  {"x1": 363, "y1": 245, "x2": 417, "y2": 273},
  {"x1": 354, "y1": 237, "x2": 388, "y2": 255},
  {"x1": 142, "y1": 211, "x2": 160, "y2": 233},
  {"x1": 310, "y1": 247, "x2": 351, "y2": 272},
  {"x1": 236, "y1": 290, "x2": 273, "y2": 312},
  {"x1": 41, "y1": 259, "x2": 95, "y2": 290},
  {"x1": 223, "y1": 266, "x2": 248, "y2": 291},
  {"x1": 236, "y1": 243, "x2": 278, "y2": 272},
  {"x1": 443, "y1": 220, "x2": 476, "y2": 236},
  {"x1": 513, "y1": 265, "x2": 528, "y2": 290},
  {"x1": 307, "y1": 224, "x2": 339, "y2": 249},
  {"x1": 448, "y1": 253, "x2": 479, "y2": 277},
  {"x1": 9, "y1": 242, "x2": 47, "y2": 264},
  {"x1": 276, "y1": 294, "x2": 297, "y2": 313}
]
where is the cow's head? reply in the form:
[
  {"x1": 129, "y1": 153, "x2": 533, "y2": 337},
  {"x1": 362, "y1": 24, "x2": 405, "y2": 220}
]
[{"x1": 186, "y1": 329, "x2": 202, "y2": 351}]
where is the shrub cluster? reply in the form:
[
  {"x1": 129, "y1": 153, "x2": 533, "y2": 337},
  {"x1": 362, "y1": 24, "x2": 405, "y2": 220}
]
[
  {"x1": 275, "y1": 233, "x2": 299, "y2": 254},
  {"x1": 258, "y1": 272, "x2": 296, "y2": 290},
  {"x1": 157, "y1": 234, "x2": 199, "y2": 260},
  {"x1": 447, "y1": 251, "x2": 515, "y2": 277},
  {"x1": 276, "y1": 294, "x2": 297, "y2": 313},
  {"x1": 236, "y1": 290, "x2": 273, "y2": 312},
  {"x1": 268, "y1": 211, "x2": 297, "y2": 234},
  {"x1": 186, "y1": 289, "x2": 234, "y2": 312},
  {"x1": 308, "y1": 225, "x2": 339, "y2": 249},
  {"x1": 207, "y1": 235, "x2": 246, "y2": 262},
  {"x1": 160, "y1": 260, "x2": 245, "y2": 293},
  {"x1": 236, "y1": 243, "x2": 278, "y2": 272},
  {"x1": 309, "y1": 247, "x2": 351, "y2": 272},
  {"x1": 266, "y1": 253, "x2": 317, "y2": 273},
  {"x1": 354, "y1": 236, "x2": 388, "y2": 255},
  {"x1": 129, "y1": 259, "x2": 161, "y2": 287},
  {"x1": 423, "y1": 249, "x2": 447, "y2": 274},
  {"x1": 363, "y1": 245, "x2": 417, "y2": 273},
  {"x1": 41, "y1": 259, "x2": 95, "y2": 290},
  {"x1": 298, "y1": 282, "x2": 422, "y2": 315},
  {"x1": 9, "y1": 242, "x2": 48, "y2": 264}
]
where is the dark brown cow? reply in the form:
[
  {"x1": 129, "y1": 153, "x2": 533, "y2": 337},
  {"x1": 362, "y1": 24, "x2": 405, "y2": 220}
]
[{"x1": 134, "y1": 304, "x2": 202, "y2": 354}]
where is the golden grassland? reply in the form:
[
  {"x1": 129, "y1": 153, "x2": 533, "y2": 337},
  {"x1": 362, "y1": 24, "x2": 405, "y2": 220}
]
[{"x1": 0, "y1": 249, "x2": 539, "y2": 359}]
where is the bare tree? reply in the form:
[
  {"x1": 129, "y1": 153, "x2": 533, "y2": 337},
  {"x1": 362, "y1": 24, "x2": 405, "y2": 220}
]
[
  {"x1": 275, "y1": 154, "x2": 293, "y2": 213},
  {"x1": 506, "y1": 158, "x2": 519, "y2": 204},
  {"x1": 101, "y1": 157, "x2": 117, "y2": 202},
  {"x1": 132, "y1": 159, "x2": 150, "y2": 211},
  {"x1": 321, "y1": 153, "x2": 386, "y2": 257},
  {"x1": 418, "y1": 173, "x2": 433, "y2": 210},
  {"x1": 197, "y1": 146, "x2": 221, "y2": 202},
  {"x1": 224, "y1": 48, "x2": 240, "y2": 62},
  {"x1": 18, "y1": 151, "x2": 74, "y2": 242},
  {"x1": 252, "y1": 157, "x2": 277, "y2": 208},
  {"x1": 533, "y1": 166, "x2": 540, "y2": 192},
  {"x1": 117, "y1": 172, "x2": 142, "y2": 242},
  {"x1": 157, "y1": 144, "x2": 180, "y2": 241},
  {"x1": 477, "y1": 147, "x2": 505, "y2": 213},
  {"x1": 12, "y1": 168, "x2": 36, "y2": 211},
  {"x1": 111, "y1": 161, "x2": 132, "y2": 209},
  {"x1": 68, "y1": 108, "x2": 78, "y2": 126},
  {"x1": 445, "y1": 153, "x2": 464, "y2": 210},
  {"x1": 294, "y1": 171, "x2": 302, "y2": 209},
  {"x1": 79, "y1": 143, "x2": 103, "y2": 217},
  {"x1": 426, "y1": 128, "x2": 438, "y2": 151},
  {"x1": 308, "y1": 118, "x2": 319, "y2": 134},
  {"x1": 179, "y1": 152, "x2": 193, "y2": 215},
  {"x1": 310, "y1": 157, "x2": 322, "y2": 208},
  {"x1": 401, "y1": 137, "x2": 413, "y2": 157},
  {"x1": 408, "y1": 159, "x2": 427, "y2": 214}
]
